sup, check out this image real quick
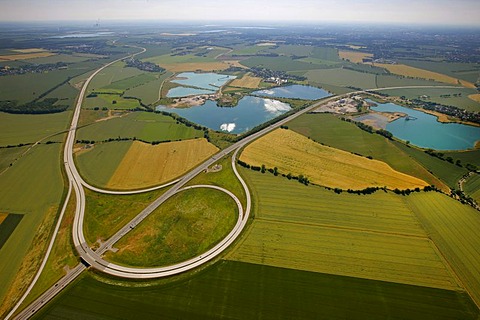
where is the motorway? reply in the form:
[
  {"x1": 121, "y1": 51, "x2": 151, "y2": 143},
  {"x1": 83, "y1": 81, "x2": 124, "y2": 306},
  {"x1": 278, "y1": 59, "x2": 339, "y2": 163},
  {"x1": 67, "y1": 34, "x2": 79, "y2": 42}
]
[{"x1": 9, "y1": 43, "x2": 463, "y2": 317}]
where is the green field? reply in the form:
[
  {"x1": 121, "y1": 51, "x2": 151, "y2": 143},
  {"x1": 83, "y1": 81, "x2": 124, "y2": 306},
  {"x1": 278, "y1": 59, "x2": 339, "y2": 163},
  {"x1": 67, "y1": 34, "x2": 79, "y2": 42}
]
[
  {"x1": 75, "y1": 141, "x2": 132, "y2": 188},
  {"x1": 406, "y1": 192, "x2": 480, "y2": 306},
  {"x1": 0, "y1": 214, "x2": 23, "y2": 250},
  {"x1": 0, "y1": 111, "x2": 70, "y2": 146},
  {"x1": 239, "y1": 168, "x2": 426, "y2": 235},
  {"x1": 445, "y1": 149, "x2": 480, "y2": 167},
  {"x1": 187, "y1": 156, "x2": 247, "y2": 208},
  {"x1": 84, "y1": 93, "x2": 143, "y2": 110},
  {"x1": 0, "y1": 61, "x2": 99, "y2": 104},
  {"x1": 375, "y1": 74, "x2": 444, "y2": 88},
  {"x1": 288, "y1": 113, "x2": 448, "y2": 190},
  {"x1": 134, "y1": 45, "x2": 172, "y2": 60},
  {"x1": 464, "y1": 173, "x2": 480, "y2": 203},
  {"x1": 17, "y1": 192, "x2": 78, "y2": 310},
  {"x1": 124, "y1": 71, "x2": 173, "y2": 105},
  {"x1": 145, "y1": 53, "x2": 217, "y2": 65},
  {"x1": 306, "y1": 68, "x2": 377, "y2": 88},
  {"x1": 229, "y1": 170, "x2": 458, "y2": 290},
  {"x1": 88, "y1": 61, "x2": 146, "y2": 91},
  {"x1": 33, "y1": 261, "x2": 479, "y2": 320},
  {"x1": 83, "y1": 187, "x2": 168, "y2": 246},
  {"x1": 105, "y1": 188, "x2": 238, "y2": 267},
  {"x1": 76, "y1": 111, "x2": 204, "y2": 143},
  {"x1": 393, "y1": 142, "x2": 467, "y2": 188},
  {"x1": 378, "y1": 87, "x2": 480, "y2": 112},
  {"x1": 240, "y1": 56, "x2": 322, "y2": 72},
  {"x1": 399, "y1": 60, "x2": 480, "y2": 84},
  {"x1": 270, "y1": 44, "x2": 314, "y2": 57},
  {"x1": 102, "y1": 73, "x2": 157, "y2": 91},
  {"x1": 0, "y1": 146, "x2": 29, "y2": 172},
  {"x1": 26, "y1": 53, "x2": 98, "y2": 64},
  {"x1": 0, "y1": 143, "x2": 64, "y2": 311}
]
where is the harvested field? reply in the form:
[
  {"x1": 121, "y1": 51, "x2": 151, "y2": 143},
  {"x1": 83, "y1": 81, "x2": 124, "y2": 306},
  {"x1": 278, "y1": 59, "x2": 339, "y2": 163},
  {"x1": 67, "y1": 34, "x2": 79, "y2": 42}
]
[
  {"x1": 406, "y1": 192, "x2": 480, "y2": 306},
  {"x1": 229, "y1": 219, "x2": 458, "y2": 290},
  {"x1": 229, "y1": 73, "x2": 262, "y2": 88},
  {"x1": 339, "y1": 50, "x2": 373, "y2": 63},
  {"x1": 469, "y1": 94, "x2": 480, "y2": 103},
  {"x1": 107, "y1": 139, "x2": 218, "y2": 190},
  {"x1": 240, "y1": 129, "x2": 428, "y2": 190},
  {"x1": 10, "y1": 48, "x2": 47, "y2": 53},
  {"x1": 376, "y1": 63, "x2": 475, "y2": 88},
  {"x1": 0, "y1": 52, "x2": 56, "y2": 61}
]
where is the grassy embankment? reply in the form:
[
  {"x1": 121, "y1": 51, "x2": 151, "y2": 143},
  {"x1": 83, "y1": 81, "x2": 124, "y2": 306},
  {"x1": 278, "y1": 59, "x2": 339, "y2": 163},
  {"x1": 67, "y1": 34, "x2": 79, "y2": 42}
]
[
  {"x1": 83, "y1": 188, "x2": 169, "y2": 247},
  {"x1": 16, "y1": 191, "x2": 78, "y2": 312}
]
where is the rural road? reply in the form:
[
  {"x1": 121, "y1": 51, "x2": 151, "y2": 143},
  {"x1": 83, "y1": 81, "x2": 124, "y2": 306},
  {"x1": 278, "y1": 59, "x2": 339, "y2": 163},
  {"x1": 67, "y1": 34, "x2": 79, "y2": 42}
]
[{"x1": 9, "y1": 42, "x2": 463, "y2": 318}]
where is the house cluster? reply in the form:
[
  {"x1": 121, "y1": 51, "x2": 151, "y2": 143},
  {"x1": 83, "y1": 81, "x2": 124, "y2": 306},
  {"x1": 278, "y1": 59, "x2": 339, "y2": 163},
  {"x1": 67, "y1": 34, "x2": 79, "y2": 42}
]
[{"x1": 264, "y1": 77, "x2": 288, "y2": 85}]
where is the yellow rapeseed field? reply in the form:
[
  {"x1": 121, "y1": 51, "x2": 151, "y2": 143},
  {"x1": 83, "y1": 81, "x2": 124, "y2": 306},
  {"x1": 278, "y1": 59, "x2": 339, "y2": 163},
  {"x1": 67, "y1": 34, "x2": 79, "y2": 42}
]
[
  {"x1": 0, "y1": 52, "x2": 56, "y2": 61},
  {"x1": 376, "y1": 63, "x2": 475, "y2": 88},
  {"x1": 338, "y1": 50, "x2": 373, "y2": 63},
  {"x1": 229, "y1": 73, "x2": 262, "y2": 88},
  {"x1": 107, "y1": 139, "x2": 218, "y2": 190},
  {"x1": 240, "y1": 129, "x2": 428, "y2": 190}
]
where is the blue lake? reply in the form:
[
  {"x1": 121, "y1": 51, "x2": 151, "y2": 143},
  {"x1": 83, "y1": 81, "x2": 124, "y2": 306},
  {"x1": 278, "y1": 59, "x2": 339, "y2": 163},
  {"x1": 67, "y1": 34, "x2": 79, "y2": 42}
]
[
  {"x1": 171, "y1": 72, "x2": 236, "y2": 91},
  {"x1": 157, "y1": 96, "x2": 291, "y2": 134},
  {"x1": 369, "y1": 100, "x2": 480, "y2": 150},
  {"x1": 252, "y1": 85, "x2": 331, "y2": 100}
]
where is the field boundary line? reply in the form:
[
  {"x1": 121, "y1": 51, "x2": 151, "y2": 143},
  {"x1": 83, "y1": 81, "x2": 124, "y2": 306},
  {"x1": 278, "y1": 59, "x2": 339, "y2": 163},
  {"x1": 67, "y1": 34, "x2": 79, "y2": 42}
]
[
  {"x1": 255, "y1": 216, "x2": 429, "y2": 240},
  {"x1": 426, "y1": 238, "x2": 465, "y2": 291}
]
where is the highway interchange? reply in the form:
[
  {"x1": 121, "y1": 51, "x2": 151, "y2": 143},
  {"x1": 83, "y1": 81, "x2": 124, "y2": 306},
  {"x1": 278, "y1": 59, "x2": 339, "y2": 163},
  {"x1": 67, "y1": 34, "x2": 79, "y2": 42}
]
[{"x1": 8, "y1": 45, "x2": 462, "y2": 319}]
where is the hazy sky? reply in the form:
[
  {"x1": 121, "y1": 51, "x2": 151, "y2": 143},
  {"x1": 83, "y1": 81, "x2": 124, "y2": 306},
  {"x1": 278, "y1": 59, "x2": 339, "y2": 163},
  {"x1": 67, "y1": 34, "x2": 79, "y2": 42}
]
[{"x1": 1, "y1": 0, "x2": 479, "y2": 26}]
